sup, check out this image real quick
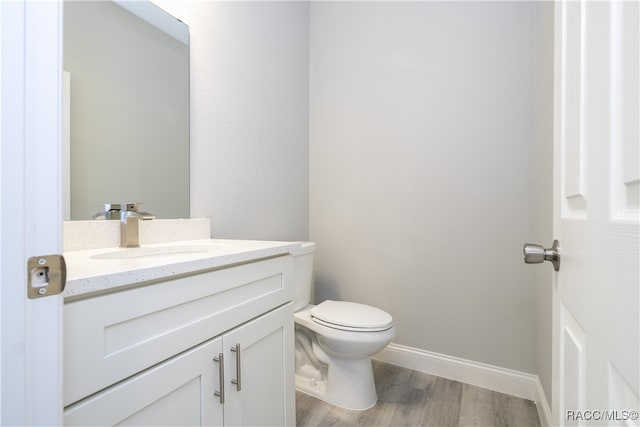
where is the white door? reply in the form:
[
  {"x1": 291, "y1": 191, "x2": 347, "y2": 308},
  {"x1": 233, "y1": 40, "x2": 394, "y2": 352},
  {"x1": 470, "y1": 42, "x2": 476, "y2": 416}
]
[
  {"x1": 552, "y1": 1, "x2": 639, "y2": 426},
  {"x1": 1, "y1": 1, "x2": 64, "y2": 425}
]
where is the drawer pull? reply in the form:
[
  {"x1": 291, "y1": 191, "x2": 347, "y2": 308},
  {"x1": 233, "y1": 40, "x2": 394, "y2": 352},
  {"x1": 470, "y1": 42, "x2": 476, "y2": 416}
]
[
  {"x1": 230, "y1": 344, "x2": 241, "y2": 391},
  {"x1": 213, "y1": 353, "x2": 224, "y2": 403}
]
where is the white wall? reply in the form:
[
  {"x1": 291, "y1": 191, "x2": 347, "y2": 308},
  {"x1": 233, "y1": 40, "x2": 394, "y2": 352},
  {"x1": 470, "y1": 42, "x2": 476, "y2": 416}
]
[
  {"x1": 157, "y1": 0, "x2": 554, "y2": 394},
  {"x1": 533, "y1": 1, "x2": 555, "y2": 407},
  {"x1": 155, "y1": 0, "x2": 310, "y2": 241},
  {"x1": 309, "y1": 1, "x2": 539, "y2": 373}
]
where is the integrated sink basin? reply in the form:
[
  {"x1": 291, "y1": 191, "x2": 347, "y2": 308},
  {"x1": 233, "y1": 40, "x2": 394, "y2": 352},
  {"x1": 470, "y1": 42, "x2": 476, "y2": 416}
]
[{"x1": 91, "y1": 245, "x2": 221, "y2": 260}]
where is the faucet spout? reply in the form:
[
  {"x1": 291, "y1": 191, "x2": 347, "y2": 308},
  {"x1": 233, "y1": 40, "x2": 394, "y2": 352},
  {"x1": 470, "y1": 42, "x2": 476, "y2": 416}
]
[
  {"x1": 119, "y1": 203, "x2": 154, "y2": 248},
  {"x1": 120, "y1": 211, "x2": 141, "y2": 248}
]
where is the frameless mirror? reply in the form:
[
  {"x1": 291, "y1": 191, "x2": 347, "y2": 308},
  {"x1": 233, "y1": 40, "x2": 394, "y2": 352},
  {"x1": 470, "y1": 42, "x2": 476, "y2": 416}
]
[{"x1": 63, "y1": 0, "x2": 189, "y2": 220}]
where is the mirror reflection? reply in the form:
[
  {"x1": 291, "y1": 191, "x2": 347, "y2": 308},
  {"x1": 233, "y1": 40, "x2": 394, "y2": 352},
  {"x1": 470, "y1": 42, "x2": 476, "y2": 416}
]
[{"x1": 63, "y1": 0, "x2": 189, "y2": 220}]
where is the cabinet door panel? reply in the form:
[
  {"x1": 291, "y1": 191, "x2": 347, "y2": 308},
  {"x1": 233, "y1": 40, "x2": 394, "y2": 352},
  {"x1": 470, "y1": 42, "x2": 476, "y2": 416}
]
[
  {"x1": 116, "y1": 377, "x2": 201, "y2": 426},
  {"x1": 224, "y1": 303, "x2": 295, "y2": 427},
  {"x1": 64, "y1": 337, "x2": 224, "y2": 426}
]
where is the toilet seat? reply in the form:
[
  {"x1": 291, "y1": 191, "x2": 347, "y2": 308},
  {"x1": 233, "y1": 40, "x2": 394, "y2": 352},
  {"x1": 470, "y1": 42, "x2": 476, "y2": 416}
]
[{"x1": 310, "y1": 300, "x2": 393, "y2": 332}]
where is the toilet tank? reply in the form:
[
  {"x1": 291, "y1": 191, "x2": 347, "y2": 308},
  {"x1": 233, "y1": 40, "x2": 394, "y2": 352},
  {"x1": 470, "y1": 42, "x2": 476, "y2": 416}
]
[{"x1": 291, "y1": 242, "x2": 315, "y2": 311}]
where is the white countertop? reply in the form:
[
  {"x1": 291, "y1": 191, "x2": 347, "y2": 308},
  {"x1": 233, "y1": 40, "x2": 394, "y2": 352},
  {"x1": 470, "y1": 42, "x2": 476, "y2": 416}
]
[{"x1": 63, "y1": 239, "x2": 301, "y2": 299}]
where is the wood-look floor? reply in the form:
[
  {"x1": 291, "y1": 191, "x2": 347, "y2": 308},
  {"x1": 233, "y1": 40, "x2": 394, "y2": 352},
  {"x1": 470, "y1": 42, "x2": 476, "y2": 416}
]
[{"x1": 296, "y1": 361, "x2": 541, "y2": 427}]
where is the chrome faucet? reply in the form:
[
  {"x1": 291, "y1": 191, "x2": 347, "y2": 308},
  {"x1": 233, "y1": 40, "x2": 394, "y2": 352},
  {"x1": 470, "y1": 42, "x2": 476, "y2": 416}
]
[{"x1": 119, "y1": 203, "x2": 155, "y2": 248}]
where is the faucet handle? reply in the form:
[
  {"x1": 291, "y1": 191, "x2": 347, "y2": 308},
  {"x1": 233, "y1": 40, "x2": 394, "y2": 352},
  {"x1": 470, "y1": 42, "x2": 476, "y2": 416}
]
[
  {"x1": 120, "y1": 203, "x2": 155, "y2": 220},
  {"x1": 121, "y1": 203, "x2": 141, "y2": 212},
  {"x1": 93, "y1": 202, "x2": 153, "y2": 222}
]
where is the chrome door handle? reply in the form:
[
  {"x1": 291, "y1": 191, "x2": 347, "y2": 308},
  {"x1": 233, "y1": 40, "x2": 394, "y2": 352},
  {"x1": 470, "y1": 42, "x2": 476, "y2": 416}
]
[
  {"x1": 523, "y1": 240, "x2": 560, "y2": 271},
  {"x1": 230, "y1": 344, "x2": 241, "y2": 391},
  {"x1": 213, "y1": 353, "x2": 224, "y2": 403}
]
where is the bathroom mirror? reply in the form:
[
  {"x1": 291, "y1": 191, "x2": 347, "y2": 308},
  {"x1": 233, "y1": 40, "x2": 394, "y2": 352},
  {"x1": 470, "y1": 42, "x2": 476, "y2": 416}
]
[{"x1": 63, "y1": 0, "x2": 189, "y2": 220}]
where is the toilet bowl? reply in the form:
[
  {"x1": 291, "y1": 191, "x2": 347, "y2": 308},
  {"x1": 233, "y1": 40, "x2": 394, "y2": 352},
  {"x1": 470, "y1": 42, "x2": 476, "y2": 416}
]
[{"x1": 292, "y1": 243, "x2": 395, "y2": 410}]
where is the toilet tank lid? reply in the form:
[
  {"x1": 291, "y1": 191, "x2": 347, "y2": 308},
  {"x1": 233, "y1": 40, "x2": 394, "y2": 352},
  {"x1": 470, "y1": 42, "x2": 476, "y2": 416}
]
[
  {"x1": 290, "y1": 241, "x2": 315, "y2": 256},
  {"x1": 310, "y1": 300, "x2": 393, "y2": 329}
]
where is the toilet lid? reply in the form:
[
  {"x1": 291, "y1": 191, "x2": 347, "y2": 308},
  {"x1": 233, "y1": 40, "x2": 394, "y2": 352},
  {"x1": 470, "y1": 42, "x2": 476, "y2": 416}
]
[{"x1": 310, "y1": 300, "x2": 393, "y2": 332}]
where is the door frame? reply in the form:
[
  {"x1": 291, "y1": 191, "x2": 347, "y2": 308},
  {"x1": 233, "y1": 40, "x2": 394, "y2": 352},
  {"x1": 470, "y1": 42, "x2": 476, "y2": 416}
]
[{"x1": 1, "y1": 1, "x2": 64, "y2": 425}]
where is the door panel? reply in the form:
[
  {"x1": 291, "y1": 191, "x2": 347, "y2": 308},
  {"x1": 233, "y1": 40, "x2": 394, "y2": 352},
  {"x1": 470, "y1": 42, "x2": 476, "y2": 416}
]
[
  {"x1": 560, "y1": 305, "x2": 587, "y2": 427},
  {"x1": 553, "y1": 0, "x2": 640, "y2": 425},
  {"x1": 611, "y1": 1, "x2": 640, "y2": 219},
  {"x1": 64, "y1": 337, "x2": 224, "y2": 426},
  {"x1": 223, "y1": 303, "x2": 295, "y2": 427}
]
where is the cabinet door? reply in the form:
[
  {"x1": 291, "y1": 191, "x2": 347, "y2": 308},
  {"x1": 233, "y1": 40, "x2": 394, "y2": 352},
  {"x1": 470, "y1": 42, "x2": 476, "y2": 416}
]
[
  {"x1": 223, "y1": 303, "x2": 295, "y2": 427},
  {"x1": 64, "y1": 337, "x2": 225, "y2": 426}
]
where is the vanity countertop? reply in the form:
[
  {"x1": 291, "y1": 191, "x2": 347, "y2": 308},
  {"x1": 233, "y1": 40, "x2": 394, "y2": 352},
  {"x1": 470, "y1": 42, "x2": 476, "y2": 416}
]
[{"x1": 63, "y1": 239, "x2": 301, "y2": 299}]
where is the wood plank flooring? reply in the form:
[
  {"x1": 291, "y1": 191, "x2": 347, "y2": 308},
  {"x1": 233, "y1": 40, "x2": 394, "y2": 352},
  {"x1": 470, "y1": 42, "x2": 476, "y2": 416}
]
[{"x1": 296, "y1": 361, "x2": 541, "y2": 427}]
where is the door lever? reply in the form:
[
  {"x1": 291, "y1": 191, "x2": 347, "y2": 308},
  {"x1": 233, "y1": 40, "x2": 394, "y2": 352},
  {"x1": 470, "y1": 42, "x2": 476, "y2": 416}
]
[{"x1": 523, "y1": 240, "x2": 560, "y2": 271}]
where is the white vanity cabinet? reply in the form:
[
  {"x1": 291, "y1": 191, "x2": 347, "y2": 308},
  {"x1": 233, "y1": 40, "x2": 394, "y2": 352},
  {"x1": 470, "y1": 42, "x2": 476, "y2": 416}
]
[{"x1": 63, "y1": 255, "x2": 295, "y2": 426}]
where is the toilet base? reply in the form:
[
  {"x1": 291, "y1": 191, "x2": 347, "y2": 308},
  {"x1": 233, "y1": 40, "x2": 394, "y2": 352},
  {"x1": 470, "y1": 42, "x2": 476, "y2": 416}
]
[{"x1": 295, "y1": 357, "x2": 377, "y2": 411}]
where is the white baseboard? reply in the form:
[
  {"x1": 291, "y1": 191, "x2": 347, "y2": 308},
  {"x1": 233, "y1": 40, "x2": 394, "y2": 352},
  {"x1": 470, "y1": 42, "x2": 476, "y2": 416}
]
[
  {"x1": 373, "y1": 343, "x2": 553, "y2": 426},
  {"x1": 535, "y1": 375, "x2": 553, "y2": 427}
]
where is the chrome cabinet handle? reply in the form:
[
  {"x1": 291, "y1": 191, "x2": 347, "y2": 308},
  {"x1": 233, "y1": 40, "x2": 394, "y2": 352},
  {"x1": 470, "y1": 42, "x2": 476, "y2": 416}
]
[
  {"x1": 523, "y1": 240, "x2": 560, "y2": 271},
  {"x1": 213, "y1": 353, "x2": 224, "y2": 403},
  {"x1": 230, "y1": 344, "x2": 242, "y2": 391}
]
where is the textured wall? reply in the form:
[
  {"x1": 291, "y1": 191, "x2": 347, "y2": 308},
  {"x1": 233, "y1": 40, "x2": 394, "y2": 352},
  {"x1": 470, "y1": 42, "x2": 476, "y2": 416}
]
[
  {"x1": 156, "y1": 0, "x2": 554, "y2": 382},
  {"x1": 156, "y1": 0, "x2": 310, "y2": 241},
  {"x1": 309, "y1": 1, "x2": 539, "y2": 373}
]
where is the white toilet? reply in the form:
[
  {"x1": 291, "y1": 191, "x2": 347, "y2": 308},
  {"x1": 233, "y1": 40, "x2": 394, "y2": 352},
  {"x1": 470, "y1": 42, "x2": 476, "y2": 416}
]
[{"x1": 292, "y1": 242, "x2": 395, "y2": 410}]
